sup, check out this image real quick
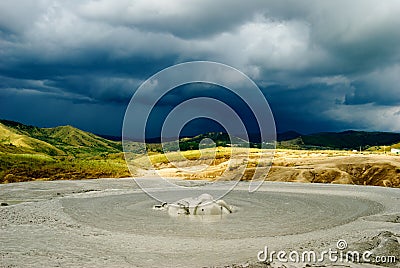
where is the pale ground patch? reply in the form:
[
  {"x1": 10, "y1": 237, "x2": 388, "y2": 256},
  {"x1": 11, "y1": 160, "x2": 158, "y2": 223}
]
[
  {"x1": 133, "y1": 149, "x2": 400, "y2": 187},
  {"x1": 0, "y1": 178, "x2": 398, "y2": 267}
]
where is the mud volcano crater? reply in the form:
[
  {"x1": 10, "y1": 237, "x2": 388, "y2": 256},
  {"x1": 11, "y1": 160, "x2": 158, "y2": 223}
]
[{"x1": 61, "y1": 189, "x2": 382, "y2": 239}]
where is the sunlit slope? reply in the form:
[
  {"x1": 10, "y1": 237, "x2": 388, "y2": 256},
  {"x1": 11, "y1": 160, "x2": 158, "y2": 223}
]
[
  {"x1": 0, "y1": 123, "x2": 63, "y2": 155},
  {"x1": 0, "y1": 120, "x2": 121, "y2": 156},
  {"x1": 0, "y1": 120, "x2": 129, "y2": 183}
]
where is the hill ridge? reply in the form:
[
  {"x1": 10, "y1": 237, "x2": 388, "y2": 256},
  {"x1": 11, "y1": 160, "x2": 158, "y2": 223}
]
[
  {"x1": 0, "y1": 119, "x2": 121, "y2": 156},
  {"x1": 0, "y1": 122, "x2": 64, "y2": 155}
]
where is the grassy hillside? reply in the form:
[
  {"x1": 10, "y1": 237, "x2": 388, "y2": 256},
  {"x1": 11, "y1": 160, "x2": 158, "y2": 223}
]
[
  {"x1": 0, "y1": 120, "x2": 122, "y2": 156},
  {"x1": 0, "y1": 120, "x2": 129, "y2": 183},
  {"x1": 0, "y1": 152, "x2": 129, "y2": 183},
  {"x1": 0, "y1": 123, "x2": 63, "y2": 155},
  {"x1": 392, "y1": 142, "x2": 400, "y2": 149}
]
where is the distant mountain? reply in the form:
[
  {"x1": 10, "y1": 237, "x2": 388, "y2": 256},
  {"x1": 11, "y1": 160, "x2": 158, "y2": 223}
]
[
  {"x1": 300, "y1": 130, "x2": 400, "y2": 150},
  {"x1": 0, "y1": 119, "x2": 121, "y2": 156}
]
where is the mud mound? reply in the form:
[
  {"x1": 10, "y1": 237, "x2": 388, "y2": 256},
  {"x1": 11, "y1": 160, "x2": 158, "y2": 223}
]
[
  {"x1": 337, "y1": 163, "x2": 400, "y2": 187},
  {"x1": 267, "y1": 163, "x2": 400, "y2": 187},
  {"x1": 262, "y1": 154, "x2": 400, "y2": 187}
]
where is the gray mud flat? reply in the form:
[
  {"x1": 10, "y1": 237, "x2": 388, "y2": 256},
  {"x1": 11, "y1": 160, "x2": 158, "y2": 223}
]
[{"x1": 0, "y1": 178, "x2": 399, "y2": 268}]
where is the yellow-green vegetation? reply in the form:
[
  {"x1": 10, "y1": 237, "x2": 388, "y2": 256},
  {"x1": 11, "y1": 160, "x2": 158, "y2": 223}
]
[
  {"x1": 130, "y1": 147, "x2": 233, "y2": 170},
  {"x1": 0, "y1": 152, "x2": 129, "y2": 183},
  {"x1": 132, "y1": 147, "x2": 265, "y2": 167},
  {"x1": 0, "y1": 123, "x2": 64, "y2": 155},
  {"x1": 0, "y1": 120, "x2": 129, "y2": 183},
  {"x1": 149, "y1": 148, "x2": 232, "y2": 163},
  {"x1": 367, "y1": 142, "x2": 400, "y2": 152}
]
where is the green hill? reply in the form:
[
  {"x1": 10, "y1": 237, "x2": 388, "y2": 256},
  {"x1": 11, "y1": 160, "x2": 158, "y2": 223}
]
[
  {"x1": 0, "y1": 120, "x2": 129, "y2": 183},
  {"x1": 0, "y1": 120, "x2": 121, "y2": 156},
  {"x1": 0, "y1": 123, "x2": 63, "y2": 155}
]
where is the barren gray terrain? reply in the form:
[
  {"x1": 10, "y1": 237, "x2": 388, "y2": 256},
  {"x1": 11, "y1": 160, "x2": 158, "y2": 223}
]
[{"x1": 0, "y1": 179, "x2": 399, "y2": 267}]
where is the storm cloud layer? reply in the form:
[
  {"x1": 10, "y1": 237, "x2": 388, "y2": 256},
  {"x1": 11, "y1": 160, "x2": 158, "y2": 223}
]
[{"x1": 1, "y1": 0, "x2": 400, "y2": 135}]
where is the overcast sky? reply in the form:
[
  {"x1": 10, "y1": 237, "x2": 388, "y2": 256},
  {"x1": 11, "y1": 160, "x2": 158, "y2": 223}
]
[{"x1": 1, "y1": 0, "x2": 400, "y2": 136}]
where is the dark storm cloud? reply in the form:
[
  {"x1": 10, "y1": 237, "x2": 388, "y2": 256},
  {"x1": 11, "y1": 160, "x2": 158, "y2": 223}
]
[
  {"x1": 0, "y1": 86, "x2": 126, "y2": 135},
  {"x1": 344, "y1": 65, "x2": 400, "y2": 106},
  {"x1": 143, "y1": 83, "x2": 262, "y2": 137},
  {"x1": 1, "y1": 0, "x2": 400, "y2": 135}
]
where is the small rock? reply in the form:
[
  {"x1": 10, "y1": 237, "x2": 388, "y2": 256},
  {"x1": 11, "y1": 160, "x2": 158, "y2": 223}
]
[{"x1": 0, "y1": 202, "x2": 8, "y2": 206}]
